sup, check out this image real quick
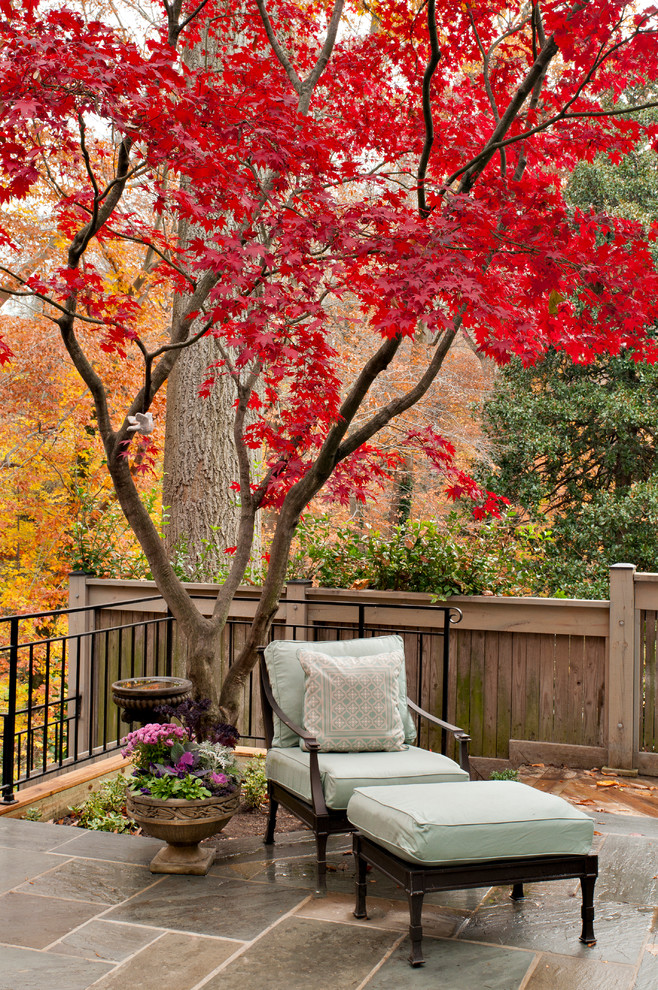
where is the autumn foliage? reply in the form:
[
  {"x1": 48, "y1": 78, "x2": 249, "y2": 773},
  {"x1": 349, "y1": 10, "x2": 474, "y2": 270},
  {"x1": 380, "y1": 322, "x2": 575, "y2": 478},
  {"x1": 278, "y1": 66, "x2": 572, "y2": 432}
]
[{"x1": 1, "y1": 0, "x2": 658, "y2": 719}]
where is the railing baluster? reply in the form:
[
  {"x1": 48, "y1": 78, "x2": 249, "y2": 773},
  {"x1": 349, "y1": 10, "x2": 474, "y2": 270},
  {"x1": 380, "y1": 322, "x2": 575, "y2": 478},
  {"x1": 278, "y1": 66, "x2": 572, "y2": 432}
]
[{"x1": 1, "y1": 617, "x2": 19, "y2": 802}]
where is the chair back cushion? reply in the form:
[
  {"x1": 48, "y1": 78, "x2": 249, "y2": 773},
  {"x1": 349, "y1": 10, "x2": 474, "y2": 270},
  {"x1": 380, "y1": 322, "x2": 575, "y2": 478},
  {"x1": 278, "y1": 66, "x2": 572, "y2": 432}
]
[
  {"x1": 264, "y1": 634, "x2": 416, "y2": 748},
  {"x1": 298, "y1": 649, "x2": 406, "y2": 752}
]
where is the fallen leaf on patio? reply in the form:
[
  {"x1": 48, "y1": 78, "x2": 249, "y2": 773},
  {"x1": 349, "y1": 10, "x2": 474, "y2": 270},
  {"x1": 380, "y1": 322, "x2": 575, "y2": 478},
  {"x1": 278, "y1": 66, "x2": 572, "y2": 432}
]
[
  {"x1": 530, "y1": 764, "x2": 545, "y2": 768},
  {"x1": 593, "y1": 831, "x2": 602, "y2": 836},
  {"x1": 596, "y1": 781, "x2": 617, "y2": 787},
  {"x1": 576, "y1": 799, "x2": 596, "y2": 805}
]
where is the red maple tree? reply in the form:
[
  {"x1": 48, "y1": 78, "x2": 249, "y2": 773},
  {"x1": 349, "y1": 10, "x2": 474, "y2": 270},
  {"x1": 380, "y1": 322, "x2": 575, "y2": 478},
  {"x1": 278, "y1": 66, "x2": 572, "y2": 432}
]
[{"x1": 1, "y1": 0, "x2": 657, "y2": 720}]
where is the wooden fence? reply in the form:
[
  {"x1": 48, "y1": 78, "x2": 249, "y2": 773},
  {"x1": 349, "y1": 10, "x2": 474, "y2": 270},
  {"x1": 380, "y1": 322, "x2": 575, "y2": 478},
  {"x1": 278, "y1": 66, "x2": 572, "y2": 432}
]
[{"x1": 70, "y1": 564, "x2": 658, "y2": 776}]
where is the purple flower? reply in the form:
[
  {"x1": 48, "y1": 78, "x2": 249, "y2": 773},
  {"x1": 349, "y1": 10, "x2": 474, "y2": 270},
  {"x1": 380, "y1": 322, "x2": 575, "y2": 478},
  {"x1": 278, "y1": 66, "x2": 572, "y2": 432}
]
[
  {"x1": 176, "y1": 751, "x2": 195, "y2": 772},
  {"x1": 211, "y1": 772, "x2": 228, "y2": 786}
]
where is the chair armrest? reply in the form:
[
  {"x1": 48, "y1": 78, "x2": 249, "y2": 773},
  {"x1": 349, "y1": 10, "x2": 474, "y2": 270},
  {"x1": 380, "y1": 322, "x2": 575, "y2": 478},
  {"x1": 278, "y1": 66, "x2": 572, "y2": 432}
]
[
  {"x1": 406, "y1": 697, "x2": 471, "y2": 777},
  {"x1": 259, "y1": 652, "x2": 328, "y2": 816},
  {"x1": 259, "y1": 658, "x2": 319, "y2": 748}
]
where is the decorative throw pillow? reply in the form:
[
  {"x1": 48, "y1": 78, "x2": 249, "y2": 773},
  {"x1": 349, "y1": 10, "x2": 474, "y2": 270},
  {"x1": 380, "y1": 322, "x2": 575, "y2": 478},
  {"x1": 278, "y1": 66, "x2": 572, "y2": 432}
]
[{"x1": 298, "y1": 649, "x2": 406, "y2": 752}]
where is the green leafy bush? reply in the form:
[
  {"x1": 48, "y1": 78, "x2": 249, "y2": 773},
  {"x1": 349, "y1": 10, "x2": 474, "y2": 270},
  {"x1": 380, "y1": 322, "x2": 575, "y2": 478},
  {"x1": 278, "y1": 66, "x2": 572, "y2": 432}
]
[
  {"x1": 70, "y1": 774, "x2": 137, "y2": 833},
  {"x1": 287, "y1": 513, "x2": 550, "y2": 598},
  {"x1": 241, "y1": 755, "x2": 267, "y2": 810},
  {"x1": 489, "y1": 768, "x2": 519, "y2": 781}
]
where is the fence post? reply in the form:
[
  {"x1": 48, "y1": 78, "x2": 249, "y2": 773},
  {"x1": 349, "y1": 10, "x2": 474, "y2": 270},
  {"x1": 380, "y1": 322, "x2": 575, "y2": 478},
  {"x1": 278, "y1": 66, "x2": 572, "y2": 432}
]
[
  {"x1": 285, "y1": 580, "x2": 311, "y2": 640},
  {"x1": 607, "y1": 563, "x2": 636, "y2": 770},
  {"x1": 68, "y1": 572, "x2": 92, "y2": 760}
]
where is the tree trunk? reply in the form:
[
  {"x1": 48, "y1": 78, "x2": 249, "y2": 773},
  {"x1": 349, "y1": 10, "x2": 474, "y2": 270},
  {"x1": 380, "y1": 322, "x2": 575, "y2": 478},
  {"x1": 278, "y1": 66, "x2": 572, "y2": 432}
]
[
  {"x1": 163, "y1": 333, "x2": 258, "y2": 580},
  {"x1": 162, "y1": 9, "x2": 260, "y2": 582}
]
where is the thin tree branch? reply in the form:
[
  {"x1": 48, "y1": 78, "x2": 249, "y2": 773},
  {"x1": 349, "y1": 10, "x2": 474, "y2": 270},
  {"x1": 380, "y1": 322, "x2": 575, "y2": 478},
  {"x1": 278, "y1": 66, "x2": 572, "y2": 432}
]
[{"x1": 417, "y1": 0, "x2": 442, "y2": 218}]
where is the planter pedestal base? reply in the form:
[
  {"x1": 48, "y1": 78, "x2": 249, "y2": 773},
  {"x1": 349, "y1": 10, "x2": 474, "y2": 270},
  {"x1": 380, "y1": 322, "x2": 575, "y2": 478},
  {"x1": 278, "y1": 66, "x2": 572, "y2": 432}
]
[
  {"x1": 126, "y1": 788, "x2": 241, "y2": 876},
  {"x1": 149, "y1": 842, "x2": 215, "y2": 875}
]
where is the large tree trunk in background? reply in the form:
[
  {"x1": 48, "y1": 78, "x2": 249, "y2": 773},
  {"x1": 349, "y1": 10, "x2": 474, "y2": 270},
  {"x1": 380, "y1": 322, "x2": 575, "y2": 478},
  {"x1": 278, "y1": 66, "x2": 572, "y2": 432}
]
[
  {"x1": 163, "y1": 334, "x2": 259, "y2": 579},
  {"x1": 162, "y1": 7, "x2": 260, "y2": 582}
]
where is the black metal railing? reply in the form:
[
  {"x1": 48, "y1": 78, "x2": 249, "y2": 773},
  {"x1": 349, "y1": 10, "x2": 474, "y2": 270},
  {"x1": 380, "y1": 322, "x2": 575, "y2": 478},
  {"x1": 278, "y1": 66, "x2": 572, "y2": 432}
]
[{"x1": 1, "y1": 592, "x2": 460, "y2": 802}]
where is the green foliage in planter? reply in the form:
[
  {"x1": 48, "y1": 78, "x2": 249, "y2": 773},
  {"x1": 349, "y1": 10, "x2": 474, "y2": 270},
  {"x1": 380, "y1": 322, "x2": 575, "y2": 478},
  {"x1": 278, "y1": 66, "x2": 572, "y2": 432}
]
[
  {"x1": 288, "y1": 513, "x2": 550, "y2": 598},
  {"x1": 70, "y1": 774, "x2": 137, "y2": 833},
  {"x1": 23, "y1": 807, "x2": 42, "y2": 821},
  {"x1": 144, "y1": 774, "x2": 214, "y2": 801},
  {"x1": 242, "y1": 755, "x2": 267, "y2": 809}
]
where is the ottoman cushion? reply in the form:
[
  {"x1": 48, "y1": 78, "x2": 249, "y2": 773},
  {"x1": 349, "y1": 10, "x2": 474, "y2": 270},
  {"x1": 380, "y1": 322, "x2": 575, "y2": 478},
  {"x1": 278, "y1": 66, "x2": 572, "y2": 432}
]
[
  {"x1": 346, "y1": 781, "x2": 594, "y2": 866},
  {"x1": 266, "y1": 746, "x2": 468, "y2": 810}
]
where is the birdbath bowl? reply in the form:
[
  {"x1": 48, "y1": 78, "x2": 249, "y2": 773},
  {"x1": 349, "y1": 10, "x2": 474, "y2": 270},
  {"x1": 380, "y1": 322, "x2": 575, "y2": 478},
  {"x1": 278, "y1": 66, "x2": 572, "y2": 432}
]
[{"x1": 111, "y1": 676, "x2": 193, "y2": 726}]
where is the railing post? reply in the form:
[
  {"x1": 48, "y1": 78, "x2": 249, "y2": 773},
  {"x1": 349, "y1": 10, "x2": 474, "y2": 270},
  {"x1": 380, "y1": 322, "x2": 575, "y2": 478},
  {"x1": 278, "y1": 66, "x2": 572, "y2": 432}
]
[
  {"x1": 68, "y1": 571, "x2": 92, "y2": 760},
  {"x1": 607, "y1": 563, "x2": 636, "y2": 770},
  {"x1": 1, "y1": 617, "x2": 19, "y2": 803},
  {"x1": 285, "y1": 580, "x2": 311, "y2": 640}
]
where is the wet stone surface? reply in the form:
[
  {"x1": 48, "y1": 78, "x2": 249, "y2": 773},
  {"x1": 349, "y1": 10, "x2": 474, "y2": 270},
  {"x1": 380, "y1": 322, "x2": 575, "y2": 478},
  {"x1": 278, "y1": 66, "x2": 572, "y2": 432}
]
[
  {"x1": 0, "y1": 812, "x2": 655, "y2": 990},
  {"x1": 365, "y1": 937, "x2": 535, "y2": 990}
]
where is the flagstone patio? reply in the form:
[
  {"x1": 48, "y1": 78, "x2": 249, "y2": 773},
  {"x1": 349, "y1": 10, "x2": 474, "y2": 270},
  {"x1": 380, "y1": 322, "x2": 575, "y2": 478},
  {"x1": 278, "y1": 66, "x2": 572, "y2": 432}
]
[{"x1": 0, "y1": 810, "x2": 656, "y2": 990}]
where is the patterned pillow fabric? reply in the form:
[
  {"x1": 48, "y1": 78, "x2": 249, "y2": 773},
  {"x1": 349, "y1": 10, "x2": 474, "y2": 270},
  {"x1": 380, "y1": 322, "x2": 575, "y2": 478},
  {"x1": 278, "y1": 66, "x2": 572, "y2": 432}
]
[{"x1": 298, "y1": 649, "x2": 406, "y2": 753}]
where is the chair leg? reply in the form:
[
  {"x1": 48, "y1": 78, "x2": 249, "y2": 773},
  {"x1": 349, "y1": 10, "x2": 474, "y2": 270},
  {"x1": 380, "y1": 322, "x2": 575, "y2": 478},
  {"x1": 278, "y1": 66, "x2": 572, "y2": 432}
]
[
  {"x1": 511, "y1": 883, "x2": 524, "y2": 900},
  {"x1": 315, "y1": 831, "x2": 328, "y2": 893},
  {"x1": 264, "y1": 790, "x2": 278, "y2": 846},
  {"x1": 579, "y1": 869, "x2": 597, "y2": 946},
  {"x1": 407, "y1": 890, "x2": 425, "y2": 967}
]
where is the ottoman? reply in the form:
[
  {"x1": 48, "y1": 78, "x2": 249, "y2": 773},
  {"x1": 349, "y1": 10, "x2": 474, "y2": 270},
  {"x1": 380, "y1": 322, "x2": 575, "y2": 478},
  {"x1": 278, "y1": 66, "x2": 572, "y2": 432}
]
[{"x1": 347, "y1": 781, "x2": 598, "y2": 967}]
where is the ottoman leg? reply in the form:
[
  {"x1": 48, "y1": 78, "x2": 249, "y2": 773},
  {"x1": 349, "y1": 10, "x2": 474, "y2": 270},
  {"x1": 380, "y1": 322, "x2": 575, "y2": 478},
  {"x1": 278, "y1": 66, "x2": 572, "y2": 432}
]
[
  {"x1": 353, "y1": 841, "x2": 368, "y2": 919},
  {"x1": 579, "y1": 867, "x2": 597, "y2": 946},
  {"x1": 511, "y1": 883, "x2": 525, "y2": 900},
  {"x1": 407, "y1": 890, "x2": 425, "y2": 967}
]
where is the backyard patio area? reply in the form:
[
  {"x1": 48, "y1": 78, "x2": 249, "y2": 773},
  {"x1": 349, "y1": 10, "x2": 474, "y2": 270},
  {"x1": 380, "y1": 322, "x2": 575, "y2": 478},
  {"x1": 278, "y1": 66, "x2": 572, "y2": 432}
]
[{"x1": 1, "y1": 806, "x2": 656, "y2": 990}]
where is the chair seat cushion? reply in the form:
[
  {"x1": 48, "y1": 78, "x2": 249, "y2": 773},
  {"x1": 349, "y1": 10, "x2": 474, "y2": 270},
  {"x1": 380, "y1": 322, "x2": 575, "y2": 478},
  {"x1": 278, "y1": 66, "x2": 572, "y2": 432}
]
[
  {"x1": 346, "y1": 781, "x2": 594, "y2": 866},
  {"x1": 266, "y1": 746, "x2": 468, "y2": 811}
]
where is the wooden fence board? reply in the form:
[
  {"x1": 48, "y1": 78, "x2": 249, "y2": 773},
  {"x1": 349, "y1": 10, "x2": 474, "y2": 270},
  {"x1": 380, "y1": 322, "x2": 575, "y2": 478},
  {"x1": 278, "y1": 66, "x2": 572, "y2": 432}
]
[
  {"x1": 641, "y1": 610, "x2": 657, "y2": 752},
  {"x1": 538, "y1": 634, "x2": 555, "y2": 742},
  {"x1": 552, "y1": 635, "x2": 572, "y2": 744},
  {"x1": 482, "y1": 628, "x2": 499, "y2": 759},
  {"x1": 583, "y1": 637, "x2": 605, "y2": 747},
  {"x1": 510, "y1": 634, "x2": 527, "y2": 741},
  {"x1": 496, "y1": 632, "x2": 513, "y2": 759},
  {"x1": 567, "y1": 636, "x2": 586, "y2": 747},
  {"x1": 524, "y1": 633, "x2": 541, "y2": 742},
  {"x1": 454, "y1": 630, "x2": 472, "y2": 743},
  {"x1": 467, "y1": 630, "x2": 486, "y2": 756}
]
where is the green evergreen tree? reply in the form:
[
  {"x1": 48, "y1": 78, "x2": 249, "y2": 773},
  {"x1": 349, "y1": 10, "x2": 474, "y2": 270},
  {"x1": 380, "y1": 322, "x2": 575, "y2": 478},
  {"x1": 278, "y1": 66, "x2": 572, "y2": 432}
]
[{"x1": 481, "y1": 116, "x2": 658, "y2": 598}]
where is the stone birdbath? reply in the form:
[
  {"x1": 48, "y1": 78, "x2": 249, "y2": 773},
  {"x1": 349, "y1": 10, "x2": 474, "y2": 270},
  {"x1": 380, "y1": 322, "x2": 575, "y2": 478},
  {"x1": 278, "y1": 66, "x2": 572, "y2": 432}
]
[{"x1": 111, "y1": 676, "x2": 193, "y2": 726}]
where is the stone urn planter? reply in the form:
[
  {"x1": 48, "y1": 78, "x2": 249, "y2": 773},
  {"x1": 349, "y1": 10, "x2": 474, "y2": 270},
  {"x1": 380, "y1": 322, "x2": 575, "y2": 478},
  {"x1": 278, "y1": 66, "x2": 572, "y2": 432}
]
[
  {"x1": 126, "y1": 786, "x2": 241, "y2": 875},
  {"x1": 111, "y1": 676, "x2": 193, "y2": 725}
]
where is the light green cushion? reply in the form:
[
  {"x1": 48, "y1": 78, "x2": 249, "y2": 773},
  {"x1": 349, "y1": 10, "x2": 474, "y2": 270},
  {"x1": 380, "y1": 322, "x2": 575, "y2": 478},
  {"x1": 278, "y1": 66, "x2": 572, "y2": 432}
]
[
  {"x1": 346, "y1": 781, "x2": 595, "y2": 866},
  {"x1": 299, "y1": 649, "x2": 406, "y2": 752},
  {"x1": 265, "y1": 745, "x2": 468, "y2": 810},
  {"x1": 264, "y1": 635, "x2": 416, "y2": 748}
]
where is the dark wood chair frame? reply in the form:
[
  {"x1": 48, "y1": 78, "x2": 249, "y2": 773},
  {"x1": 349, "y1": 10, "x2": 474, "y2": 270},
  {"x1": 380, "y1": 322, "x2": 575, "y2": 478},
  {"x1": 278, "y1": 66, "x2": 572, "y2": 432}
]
[
  {"x1": 257, "y1": 647, "x2": 472, "y2": 888},
  {"x1": 353, "y1": 831, "x2": 598, "y2": 967}
]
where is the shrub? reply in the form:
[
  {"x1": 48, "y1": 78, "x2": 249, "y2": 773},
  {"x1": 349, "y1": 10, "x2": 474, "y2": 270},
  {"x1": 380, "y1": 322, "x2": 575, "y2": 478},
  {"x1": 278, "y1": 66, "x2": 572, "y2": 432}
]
[
  {"x1": 288, "y1": 512, "x2": 550, "y2": 598},
  {"x1": 242, "y1": 755, "x2": 267, "y2": 810},
  {"x1": 489, "y1": 768, "x2": 519, "y2": 781},
  {"x1": 70, "y1": 774, "x2": 137, "y2": 833}
]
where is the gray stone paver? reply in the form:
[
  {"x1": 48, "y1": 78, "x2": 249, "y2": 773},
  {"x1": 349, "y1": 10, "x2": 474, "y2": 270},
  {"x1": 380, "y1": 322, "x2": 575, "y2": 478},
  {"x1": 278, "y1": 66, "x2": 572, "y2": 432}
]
[
  {"x1": 363, "y1": 938, "x2": 535, "y2": 990},
  {"x1": 0, "y1": 811, "x2": 655, "y2": 990}
]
